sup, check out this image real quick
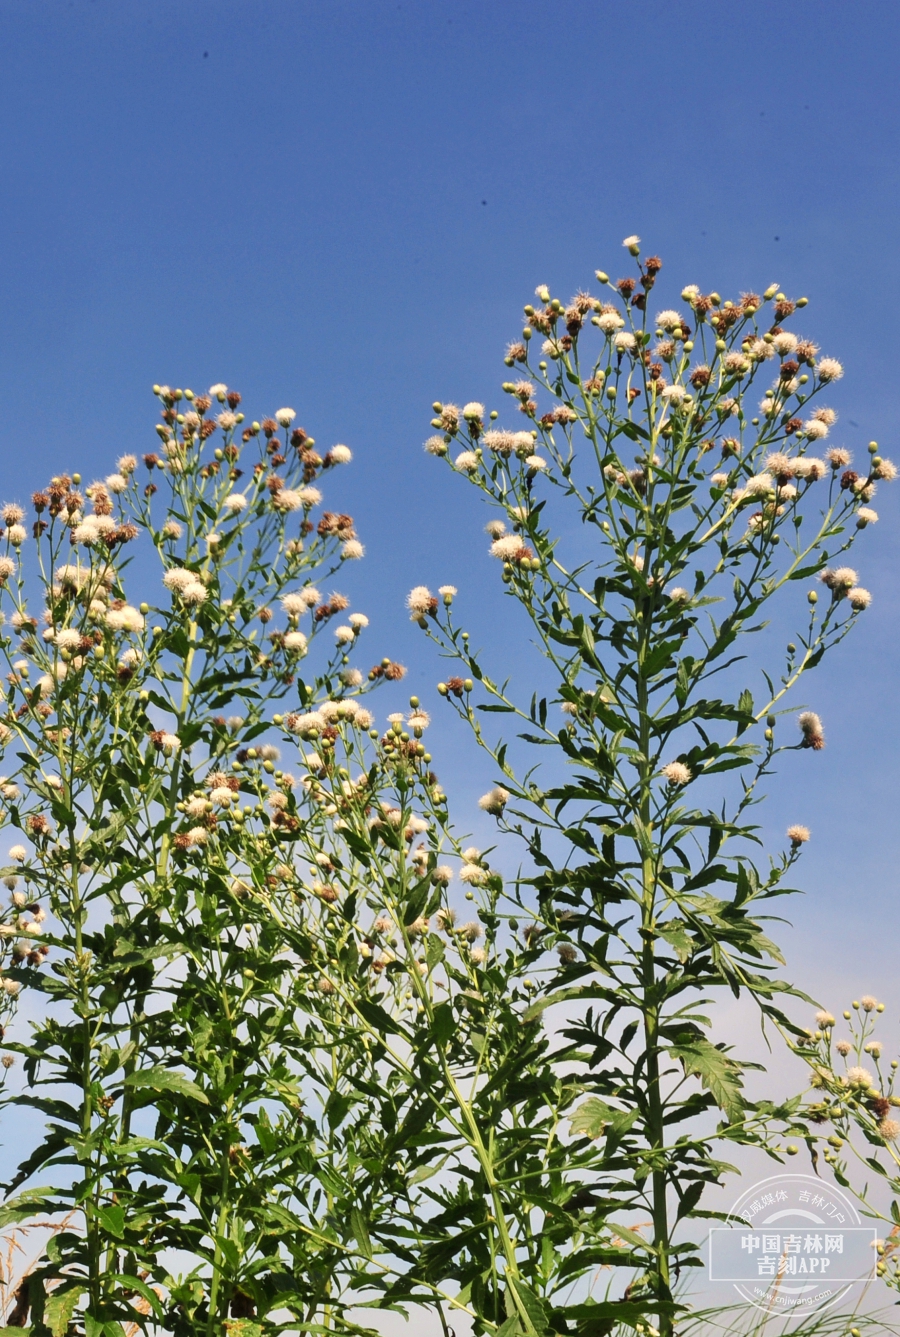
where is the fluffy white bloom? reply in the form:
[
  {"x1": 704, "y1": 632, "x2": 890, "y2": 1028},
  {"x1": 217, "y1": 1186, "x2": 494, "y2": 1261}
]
[
  {"x1": 407, "y1": 586, "x2": 433, "y2": 617},
  {"x1": 459, "y1": 863, "x2": 489, "y2": 886},
  {"x1": 342, "y1": 539, "x2": 364, "y2": 560},
  {"x1": 298, "y1": 487, "x2": 322, "y2": 507},
  {"x1": 329, "y1": 444, "x2": 352, "y2": 464},
  {"x1": 661, "y1": 761, "x2": 691, "y2": 786},
  {"x1": 490, "y1": 535, "x2": 525, "y2": 560},
  {"x1": 275, "y1": 408, "x2": 296, "y2": 426},
  {"x1": 525, "y1": 455, "x2": 548, "y2": 471},
  {"x1": 804, "y1": 419, "x2": 829, "y2": 440},
  {"x1": 817, "y1": 357, "x2": 843, "y2": 382},
  {"x1": 349, "y1": 613, "x2": 369, "y2": 628},
  {"x1": 772, "y1": 332, "x2": 799, "y2": 355},
  {"x1": 8, "y1": 845, "x2": 26, "y2": 862},
  {"x1": 334, "y1": 625, "x2": 354, "y2": 644},
  {"x1": 56, "y1": 629, "x2": 82, "y2": 650},
  {"x1": 661, "y1": 384, "x2": 687, "y2": 402},
  {"x1": 622, "y1": 234, "x2": 640, "y2": 247},
  {"x1": 105, "y1": 473, "x2": 128, "y2": 494},
  {"x1": 455, "y1": 451, "x2": 479, "y2": 473},
  {"x1": 656, "y1": 310, "x2": 682, "y2": 331},
  {"x1": 216, "y1": 412, "x2": 236, "y2": 430},
  {"x1": 478, "y1": 786, "x2": 510, "y2": 815},
  {"x1": 463, "y1": 402, "x2": 485, "y2": 419},
  {"x1": 273, "y1": 489, "x2": 303, "y2": 512},
  {"x1": 596, "y1": 311, "x2": 625, "y2": 333},
  {"x1": 209, "y1": 383, "x2": 227, "y2": 396},
  {"x1": 223, "y1": 493, "x2": 247, "y2": 513},
  {"x1": 8, "y1": 526, "x2": 26, "y2": 545},
  {"x1": 163, "y1": 568, "x2": 197, "y2": 592},
  {"x1": 283, "y1": 631, "x2": 308, "y2": 653},
  {"x1": 106, "y1": 605, "x2": 144, "y2": 632},
  {"x1": 181, "y1": 582, "x2": 207, "y2": 606},
  {"x1": 614, "y1": 331, "x2": 636, "y2": 351}
]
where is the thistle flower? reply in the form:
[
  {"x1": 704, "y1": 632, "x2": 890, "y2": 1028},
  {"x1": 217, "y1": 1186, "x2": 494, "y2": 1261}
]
[
  {"x1": 462, "y1": 402, "x2": 484, "y2": 421},
  {"x1": 283, "y1": 631, "x2": 308, "y2": 653},
  {"x1": 459, "y1": 863, "x2": 488, "y2": 886},
  {"x1": 483, "y1": 430, "x2": 517, "y2": 455},
  {"x1": 861, "y1": 995, "x2": 879, "y2": 1012},
  {"x1": 424, "y1": 434, "x2": 448, "y2": 456},
  {"x1": 485, "y1": 519, "x2": 507, "y2": 538},
  {"x1": 798, "y1": 711, "x2": 825, "y2": 750},
  {"x1": 407, "y1": 711, "x2": 431, "y2": 731},
  {"x1": 803, "y1": 419, "x2": 829, "y2": 440},
  {"x1": 787, "y1": 825, "x2": 810, "y2": 846},
  {"x1": 330, "y1": 445, "x2": 352, "y2": 464},
  {"x1": 596, "y1": 311, "x2": 625, "y2": 333},
  {"x1": 454, "y1": 451, "x2": 479, "y2": 473},
  {"x1": 525, "y1": 455, "x2": 548, "y2": 472},
  {"x1": 835, "y1": 1039, "x2": 852, "y2": 1056},
  {"x1": 614, "y1": 331, "x2": 637, "y2": 351},
  {"x1": 349, "y1": 613, "x2": 369, "y2": 629},
  {"x1": 656, "y1": 310, "x2": 682, "y2": 331},
  {"x1": 816, "y1": 357, "x2": 844, "y2": 382},
  {"x1": 8, "y1": 526, "x2": 26, "y2": 545},
  {"x1": 438, "y1": 585, "x2": 457, "y2": 600},
  {"x1": 710, "y1": 473, "x2": 728, "y2": 487},
  {"x1": 275, "y1": 408, "x2": 296, "y2": 426},
  {"x1": 772, "y1": 332, "x2": 799, "y2": 355},
  {"x1": 879, "y1": 1119, "x2": 900, "y2": 1141},
  {"x1": 407, "y1": 586, "x2": 434, "y2": 618},
  {"x1": 432, "y1": 866, "x2": 453, "y2": 886},
  {"x1": 874, "y1": 458, "x2": 897, "y2": 481},
  {"x1": 342, "y1": 539, "x2": 364, "y2": 560},
  {"x1": 490, "y1": 535, "x2": 525, "y2": 560},
  {"x1": 1, "y1": 505, "x2": 24, "y2": 525},
  {"x1": 8, "y1": 846, "x2": 26, "y2": 862},
  {"x1": 622, "y1": 234, "x2": 640, "y2": 248},
  {"x1": 826, "y1": 447, "x2": 851, "y2": 468},
  {"x1": 820, "y1": 566, "x2": 857, "y2": 595},
  {"x1": 334, "y1": 625, "x2": 354, "y2": 644},
  {"x1": 661, "y1": 761, "x2": 691, "y2": 786},
  {"x1": 857, "y1": 507, "x2": 878, "y2": 527},
  {"x1": 815, "y1": 1010, "x2": 835, "y2": 1028},
  {"x1": 848, "y1": 587, "x2": 872, "y2": 610},
  {"x1": 223, "y1": 493, "x2": 247, "y2": 513},
  {"x1": 180, "y1": 583, "x2": 207, "y2": 607},
  {"x1": 478, "y1": 786, "x2": 510, "y2": 815},
  {"x1": 846, "y1": 1066, "x2": 873, "y2": 1086},
  {"x1": 865, "y1": 1040, "x2": 883, "y2": 1057}
]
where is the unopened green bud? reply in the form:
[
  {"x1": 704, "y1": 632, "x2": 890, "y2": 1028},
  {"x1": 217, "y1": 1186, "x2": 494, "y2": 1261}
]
[
  {"x1": 766, "y1": 714, "x2": 776, "y2": 727},
  {"x1": 785, "y1": 1145, "x2": 799, "y2": 1156},
  {"x1": 796, "y1": 297, "x2": 808, "y2": 307},
  {"x1": 464, "y1": 679, "x2": 473, "y2": 692},
  {"x1": 437, "y1": 682, "x2": 448, "y2": 696},
  {"x1": 595, "y1": 270, "x2": 609, "y2": 284},
  {"x1": 139, "y1": 602, "x2": 149, "y2": 615},
  {"x1": 764, "y1": 284, "x2": 779, "y2": 300},
  {"x1": 808, "y1": 590, "x2": 818, "y2": 604}
]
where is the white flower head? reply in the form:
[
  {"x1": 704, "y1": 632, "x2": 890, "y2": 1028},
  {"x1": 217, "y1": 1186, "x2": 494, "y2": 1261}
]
[{"x1": 275, "y1": 408, "x2": 296, "y2": 426}]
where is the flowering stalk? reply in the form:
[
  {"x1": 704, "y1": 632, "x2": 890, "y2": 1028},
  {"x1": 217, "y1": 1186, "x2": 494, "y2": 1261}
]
[
  {"x1": 0, "y1": 387, "x2": 403, "y2": 1335},
  {"x1": 414, "y1": 242, "x2": 892, "y2": 1334}
]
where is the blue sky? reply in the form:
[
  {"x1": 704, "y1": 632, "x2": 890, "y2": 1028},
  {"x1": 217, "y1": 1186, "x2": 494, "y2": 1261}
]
[{"x1": 0, "y1": 0, "x2": 898, "y2": 1013}]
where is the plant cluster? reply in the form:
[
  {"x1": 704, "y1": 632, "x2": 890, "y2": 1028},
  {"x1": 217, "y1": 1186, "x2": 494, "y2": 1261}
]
[{"x1": 0, "y1": 238, "x2": 894, "y2": 1337}]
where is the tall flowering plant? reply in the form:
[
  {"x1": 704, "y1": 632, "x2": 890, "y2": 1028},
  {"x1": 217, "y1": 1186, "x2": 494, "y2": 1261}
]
[
  {"x1": 0, "y1": 388, "x2": 440, "y2": 1337},
  {"x1": 409, "y1": 239, "x2": 894, "y2": 1335}
]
